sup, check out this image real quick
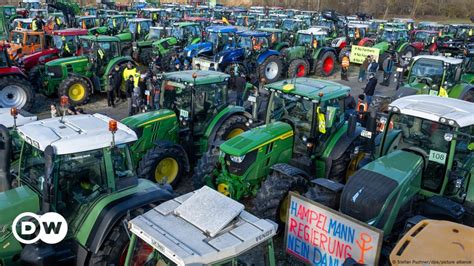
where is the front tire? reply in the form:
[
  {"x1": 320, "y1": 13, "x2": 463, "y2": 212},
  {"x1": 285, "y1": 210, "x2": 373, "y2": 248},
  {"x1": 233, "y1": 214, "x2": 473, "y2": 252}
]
[
  {"x1": 287, "y1": 59, "x2": 309, "y2": 78},
  {"x1": 0, "y1": 76, "x2": 35, "y2": 111},
  {"x1": 258, "y1": 55, "x2": 282, "y2": 83},
  {"x1": 213, "y1": 115, "x2": 249, "y2": 143},
  {"x1": 192, "y1": 150, "x2": 220, "y2": 189},
  {"x1": 137, "y1": 145, "x2": 187, "y2": 188},
  {"x1": 58, "y1": 76, "x2": 91, "y2": 105},
  {"x1": 28, "y1": 65, "x2": 44, "y2": 91},
  {"x1": 315, "y1": 51, "x2": 337, "y2": 77}
]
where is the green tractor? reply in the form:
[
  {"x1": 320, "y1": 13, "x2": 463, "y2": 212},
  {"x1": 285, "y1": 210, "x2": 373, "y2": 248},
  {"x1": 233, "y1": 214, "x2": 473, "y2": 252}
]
[
  {"x1": 394, "y1": 55, "x2": 474, "y2": 104},
  {"x1": 0, "y1": 113, "x2": 174, "y2": 265},
  {"x1": 75, "y1": 15, "x2": 99, "y2": 29},
  {"x1": 88, "y1": 14, "x2": 128, "y2": 36},
  {"x1": 305, "y1": 95, "x2": 474, "y2": 255},
  {"x1": 42, "y1": 35, "x2": 136, "y2": 105},
  {"x1": 367, "y1": 28, "x2": 417, "y2": 68},
  {"x1": 131, "y1": 25, "x2": 172, "y2": 66},
  {"x1": 150, "y1": 22, "x2": 202, "y2": 69},
  {"x1": 121, "y1": 70, "x2": 254, "y2": 187},
  {"x1": 260, "y1": 27, "x2": 291, "y2": 52},
  {"x1": 193, "y1": 77, "x2": 361, "y2": 224},
  {"x1": 283, "y1": 28, "x2": 338, "y2": 78}
]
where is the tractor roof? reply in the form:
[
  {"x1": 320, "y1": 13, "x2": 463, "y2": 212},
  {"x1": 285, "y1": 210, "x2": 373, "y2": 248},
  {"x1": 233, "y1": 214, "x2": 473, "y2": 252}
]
[
  {"x1": 128, "y1": 186, "x2": 277, "y2": 266},
  {"x1": 265, "y1": 78, "x2": 350, "y2": 102},
  {"x1": 77, "y1": 15, "x2": 96, "y2": 19},
  {"x1": 412, "y1": 55, "x2": 462, "y2": 65},
  {"x1": 174, "y1": 22, "x2": 199, "y2": 27},
  {"x1": 260, "y1": 28, "x2": 283, "y2": 33},
  {"x1": 206, "y1": 25, "x2": 237, "y2": 33},
  {"x1": 238, "y1": 31, "x2": 270, "y2": 37},
  {"x1": 298, "y1": 27, "x2": 328, "y2": 36},
  {"x1": 383, "y1": 28, "x2": 407, "y2": 32},
  {"x1": 79, "y1": 35, "x2": 119, "y2": 42},
  {"x1": 162, "y1": 70, "x2": 230, "y2": 85},
  {"x1": 17, "y1": 114, "x2": 137, "y2": 155},
  {"x1": 52, "y1": 28, "x2": 88, "y2": 36},
  {"x1": 127, "y1": 18, "x2": 152, "y2": 23},
  {"x1": 390, "y1": 95, "x2": 474, "y2": 128},
  {"x1": 0, "y1": 108, "x2": 37, "y2": 128}
]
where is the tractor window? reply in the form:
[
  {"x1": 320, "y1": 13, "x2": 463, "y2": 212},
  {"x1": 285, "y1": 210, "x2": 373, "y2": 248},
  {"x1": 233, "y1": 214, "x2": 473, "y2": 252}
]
[
  {"x1": 11, "y1": 32, "x2": 25, "y2": 44},
  {"x1": 111, "y1": 144, "x2": 135, "y2": 180},
  {"x1": 385, "y1": 113, "x2": 452, "y2": 193},
  {"x1": 20, "y1": 143, "x2": 46, "y2": 194},
  {"x1": 408, "y1": 59, "x2": 444, "y2": 85},
  {"x1": 268, "y1": 91, "x2": 314, "y2": 154},
  {"x1": 97, "y1": 41, "x2": 119, "y2": 58},
  {"x1": 55, "y1": 148, "x2": 108, "y2": 217},
  {"x1": 26, "y1": 34, "x2": 40, "y2": 45},
  {"x1": 462, "y1": 57, "x2": 474, "y2": 74},
  {"x1": 162, "y1": 80, "x2": 192, "y2": 119},
  {"x1": 208, "y1": 31, "x2": 234, "y2": 51}
]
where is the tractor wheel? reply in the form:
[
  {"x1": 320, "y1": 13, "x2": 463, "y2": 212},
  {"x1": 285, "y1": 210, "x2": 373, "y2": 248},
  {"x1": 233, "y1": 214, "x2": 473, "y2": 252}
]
[
  {"x1": 304, "y1": 185, "x2": 340, "y2": 210},
  {"x1": 287, "y1": 59, "x2": 309, "y2": 78},
  {"x1": 59, "y1": 76, "x2": 91, "y2": 106},
  {"x1": 139, "y1": 48, "x2": 153, "y2": 65},
  {"x1": 315, "y1": 51, "x2": 337, "y2": 77},
  {"x1": 137, "y1": 145, "x2": 187, "y2": 188},
  {"x1": 89, "y1": 207, "x2": 147, "y2": 266},
  {"x1": 327, "y1": 148, "x2": 352, "y2": 183},
  {"x1": 0, "y1": 76, "x2": 35, "y2": 111},
  {"x1": 258, "y1": 55, "x2": 282, "y2": 83},
  {"x1": 379, "y1": 52, "x2": 391, "y2": 70},
  {"x1": 252, "y1": 166, "x2": 308, "y2": 225},
  {"x1": 370, "y1": 95, "x2": 393, "y2": 113},
  {"x1": 213, "y1": 115, "x2": 249, "y2": 144},
  {"x1": 338, "y1": 47, "x2": 351, "y2": 63},
  {"x1": 28, "y1": 65, "x2": 44, "y2": 91},
  {"x1": 461, "y1": 89, "x2": 474, "y2": 103},
  {"x1": 192, "y1": 149, "x2": 219, "y2": 189},
  {"x1": 401, "y1": 45, "x2": 417, "y2": 60}
]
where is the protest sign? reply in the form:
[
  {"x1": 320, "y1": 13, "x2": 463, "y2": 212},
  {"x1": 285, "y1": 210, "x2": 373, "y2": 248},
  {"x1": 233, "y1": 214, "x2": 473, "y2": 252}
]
[
  {"x1": 350, "y1": 45, "x2": 380, "y2": 64},
  {"x1": 285, "y1": 193, "x2": 383, "y2": 266}
]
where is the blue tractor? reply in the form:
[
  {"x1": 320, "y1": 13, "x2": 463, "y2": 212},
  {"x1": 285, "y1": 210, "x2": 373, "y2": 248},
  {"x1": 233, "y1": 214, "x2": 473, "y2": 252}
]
[
  {"x1": 193, "y1": 30, "x2": 284, "y2": 83},
  {"x1": 184, "y1": 25, "x2": 238, "y2": 60}
]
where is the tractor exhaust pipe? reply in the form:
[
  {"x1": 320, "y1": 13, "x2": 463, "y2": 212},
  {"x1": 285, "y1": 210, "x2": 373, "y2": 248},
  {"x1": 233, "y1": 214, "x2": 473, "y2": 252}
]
[
  {"x1": 42, "y1": 146, "x2": 55, "y2": 213},
  {"x1": 0, "y1": 125, "x2": 12, "y2": 192}
]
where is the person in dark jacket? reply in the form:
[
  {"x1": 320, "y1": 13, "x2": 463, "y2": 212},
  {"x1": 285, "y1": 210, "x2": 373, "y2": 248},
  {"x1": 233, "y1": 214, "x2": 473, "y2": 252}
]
[
  {"x1": 126, "y1": 75, "x2": 135, "y2": 115},
  {"x1": 229, "y1": 72, "x2": 247, "y2": 106},
  {"x1": 108, "y1": 65, "x2": 122, "y2": 107},
  {"x1": 364, "y1": 73, "x2": 377, "y2": 106},
  {"x1": 381, "y1": 54, "x2": 395, "y2": 86}
]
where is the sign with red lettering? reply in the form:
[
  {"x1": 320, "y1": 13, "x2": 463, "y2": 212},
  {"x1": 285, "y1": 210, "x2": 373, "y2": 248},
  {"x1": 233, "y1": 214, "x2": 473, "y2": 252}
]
[{"x1": 285, "y1": 193, "x2": 383, "y2": 265}]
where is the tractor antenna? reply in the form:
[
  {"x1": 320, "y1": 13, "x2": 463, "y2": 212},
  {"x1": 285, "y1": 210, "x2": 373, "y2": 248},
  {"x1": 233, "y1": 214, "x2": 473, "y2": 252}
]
[
  {"x1": 10, "y1": 108, "x2": 18, "y2": 129},
  {"x1": 109, "y1": 120, "x2": 118, "y2": 147},
  {"x1": 59, "y1": 96, "x2": 69, "y2": 123}
]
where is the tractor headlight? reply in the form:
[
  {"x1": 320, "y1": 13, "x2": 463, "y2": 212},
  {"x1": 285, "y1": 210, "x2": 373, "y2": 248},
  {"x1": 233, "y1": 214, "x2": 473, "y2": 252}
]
[
  {"x1": 444, "y1": 132, "x2": 453, "y2": 142},
  {"x1": 218, "y1": 56, "x2": 224, "y2": 63},
  {"x1": 230, "y1": 155, "x2": 245, "y2": 163}
]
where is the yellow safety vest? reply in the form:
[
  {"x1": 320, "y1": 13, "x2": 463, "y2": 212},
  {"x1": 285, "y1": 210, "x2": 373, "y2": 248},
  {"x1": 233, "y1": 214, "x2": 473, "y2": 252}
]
[
  {"x1": 123, "y1": 67, "x2": 139, "y2": 87},
  {"x1": 97, "y1": 49, "x2": 105, "y2": 59},
  {"x1": 317, "y1": 107, "x2": 326, "y2": 134},
  {"x1": 438, "y1": 86, "x2": 448, "y2": 97},
  {"x1": 56, "y1": 18, "x2": 61, "y2": 26},
  {"x1": 32, "y1": 20, "x2": 38, "y2": 31}
]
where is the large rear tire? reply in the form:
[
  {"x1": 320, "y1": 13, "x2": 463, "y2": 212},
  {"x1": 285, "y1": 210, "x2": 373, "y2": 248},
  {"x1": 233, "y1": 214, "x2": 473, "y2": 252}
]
[
  {"x1": 192, "y1": 150, "x2": 219, "y2": 189},
  {"x1": 461, "y1": 89, "x2": 474, "y2": 103},
  {"x1": 139, "y1": 48, "x2": 153, "y2": 65},
  {"x1": 213, "y1": 115, "x2": 249, "y2": 144},
  {"x1": 258, "y1": 55, "x2": 282, "y2": 83},
  {"x1": 58, "y1": 76, "x2": 91, "y2": 106},
  {"x1": 0, "y1": 76, "x2": 35, "y2": 111},
  {"x1": 137, "y1": 145, "x2": 187, "y2": 188},
  {"x1": 28, "y1": 65, "x2": 44, "y2": 91},
  {"x1": 315, "y1": 51, "x2": 337, "y2": 77},
  {"x1": 287, "y1": 59, "x2": 309, "y2": 78},
  {"x1": 252, "y1": 165, "x2": 308, "y2": 225}
]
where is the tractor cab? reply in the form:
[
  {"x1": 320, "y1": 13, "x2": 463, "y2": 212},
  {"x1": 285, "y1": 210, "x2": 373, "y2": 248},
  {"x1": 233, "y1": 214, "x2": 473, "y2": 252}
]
[
  {"x1": 184, "y1": 26, "x2": 237, "y2": 60},
  {"x1": 78, "y1": 35, "x2": 121, "y2": 69},
  {"x1": 294, "y1": 28, "x2": 328, "y2": 49},
  {"x1": 76, "y1": 16, "x2": 98, "y2": 29},
  {"x1": 410, "y1": 30, "x2": 439, "y2": 43},
  {"x1": 8, "y1": 29, "x2": 45, "y2": 60},
  {"x1": 28, "y1": 8, "x2": 47, "y2": 19},
  {"x1": 125, "y1": 186, "x2": 277, "y2": 266},
  {"x1": 379, "y1": 28, "x2": 409, "y2": 43},
  {"x1": 170, "y1": 22, "x2": 201, "y2": 46},
  {"x1": 260, "y1": 28, "x2": 285, "y2": 51},
  {"x1": 106, "y1": 15, "x2": 128, "y2": 33},
  {"x1": 235, "y1": 15, "x2": 256, "y2": 28},
  {"x1": 392, "y1": 18, "x2": 415, "y2": 31},
  {"x1": 82, "y1": 6, "x2": 97, "y2": 16},
  {"x1": 255, "y1": 19, "x2": 279, "y2": 29},
  {"x1": 347, "y1": 23, "x2": 369, "y2": 42},
  {"x1": 128, "y1": 18, "x2": 153, "y2": 41},
  {"x1": 51, "y1": 29, "x2": 88, "y2": 57},
  {"x1": 280, "y1": 19, "x2": 307, "y2": 37},
  {"x1": 141, "y1": 8, "x2": 161, "y2": 23},
  {"x1": 417, "y1": 21, "x2": 445, "y2": 32},
  {"x1": 160, "y1": 71, "x2": 232, "y2": 139},
  {"x1": 148, "y1": 26, "x2": 171, "y2": 41},
  {"x1": 400, "y1": 55, "x2": 463, "y2": 97},
  {"x1": 1, "y1": 6, "x2": 17, "y2": 22},
  {"x1": 11, "y1": 18, "x2": 34, "y2": 30}
]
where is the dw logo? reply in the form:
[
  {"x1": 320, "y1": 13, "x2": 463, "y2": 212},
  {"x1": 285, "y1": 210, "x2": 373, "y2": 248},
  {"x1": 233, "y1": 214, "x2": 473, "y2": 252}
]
[{"x1": 12, "y1": 212, "x2": 68, "y2": 244}]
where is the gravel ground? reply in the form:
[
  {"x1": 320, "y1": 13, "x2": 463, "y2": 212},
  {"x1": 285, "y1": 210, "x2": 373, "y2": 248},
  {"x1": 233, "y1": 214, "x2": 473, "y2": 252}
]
[{"x1": 28, "y1": 66, "x2": 397, "y2": 264}]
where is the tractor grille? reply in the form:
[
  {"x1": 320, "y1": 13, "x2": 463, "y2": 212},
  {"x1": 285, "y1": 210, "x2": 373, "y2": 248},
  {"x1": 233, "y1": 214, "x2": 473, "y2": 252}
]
[
  {"x1": 46, "y1": 66, "x2": 63, "y2": 78},
  {"x1": 340, "y1": 169, "x2": 398, "y2": 223},
  {"x1": 225, "y1": 150, "x2": 257, "y2": 176}
]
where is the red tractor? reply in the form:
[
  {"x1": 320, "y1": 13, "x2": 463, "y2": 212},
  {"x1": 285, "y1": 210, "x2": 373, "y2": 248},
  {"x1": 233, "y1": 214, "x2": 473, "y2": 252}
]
[
  {"x1": 409, "y1": 30, "x2": 439, "y2": 54},
  {"x1": 0, "y1": 44, "x2": 35, "y2": 110},
  {"x1": 18, "y1": 28, "x2": 88, "y2": 89}
]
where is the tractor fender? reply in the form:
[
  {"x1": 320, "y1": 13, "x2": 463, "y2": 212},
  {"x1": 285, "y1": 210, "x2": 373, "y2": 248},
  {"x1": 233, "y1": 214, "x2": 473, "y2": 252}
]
[
  {"x1": 216, "y1": 48, "x2": 244, "y2": 67},
  {"x1": 270, "y1": 163, "x2": 311, "y2": 179},
  {"x1": 357, "y1": 37, "x2": 374, "y2": 46},
  {"x1": 256, "y1": 49, "x2": 280, "y2": 65},
  {"x1": 314, "y1": 47, "x2": 336, "y2": 60},
  {"x1": 103, "y1": 56, "x2": 136, "y2": 78},
  {"x1": 396, "y1": 42, "x2": 410, "y2": 53},
  {"x1": 450, "y1": 84, "x2": 474, "y2": 100},
  {"x1": 152, "y1": 140, "x2": 190, "y2": 174},
  {"x1": 275, "y1": 42, "x2": 289, "y2": 51},
  {"x1": 183, "y1": 42, "x2": 212, "y2": 58},
  {"x1": 0, "y1": 66, "x2": 27, "y2": 79},
  {"x1": 206, "y1": 106, "x2": 252, "y2": 148},
  {"x1": 324, "y1": 126, "x2": 363, "y2": 178},
  {"x1": 86, "y1": 184, "x2": 173, "y2": 254},
  {"x1": 410, "y1": 41, "x2": 425, "y2": 52}
]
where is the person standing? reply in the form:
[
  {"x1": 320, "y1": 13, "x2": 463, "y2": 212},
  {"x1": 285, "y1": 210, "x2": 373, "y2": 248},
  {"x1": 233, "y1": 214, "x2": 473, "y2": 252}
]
[
  {"x1": 108, "y1": 64, "x2": 122, "y2": 107},
  {"x1": 359, "y1": 56, "x2": 370, "y2": 82},
  {"x1": 367, "y1": 56, "x2": 378, "y2": 79},
  {"x1": 229, "y1": 72, "x2": 247, "y2": 106},
  {"x1": 126, "y1": 75, "x2": 135, "y2": 115},
  {"x1": 381, "y1": 54, "x2": 395, "y2": 86},
  {"x1": 364, "y1": 73, "x2": 378, "y2": 106},
  {"x1": 122, "y1": 62, "x2": 138, "y2": 101},
  {"x1": 341, "y1": 53, "x2": 350, "y2": 81}
]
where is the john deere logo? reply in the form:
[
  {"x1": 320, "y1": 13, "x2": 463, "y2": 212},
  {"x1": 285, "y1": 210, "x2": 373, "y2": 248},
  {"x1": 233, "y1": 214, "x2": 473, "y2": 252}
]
[{"x1": 12, "y1": 212, "x2": 68, "y2": 244}]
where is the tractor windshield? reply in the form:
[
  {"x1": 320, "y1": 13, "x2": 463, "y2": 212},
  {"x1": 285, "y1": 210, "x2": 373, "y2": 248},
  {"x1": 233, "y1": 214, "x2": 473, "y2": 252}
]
[
  {"x1": 148, "y1": 27, "x2": 170, "y2": 40},
  {"x1": 107, "y1": 17, "x2": 127, "y2": 30},
  {"x1": 463, "y1": 56, "x2": 474, "y2": 74},
  {"x1": 381, "y1": 30, "x2": 407, "y2": 42},
  {"x1": 408, "y1": 58, "x2": 444, "y2": 86},
  {"x1": 281, "y1": 19, "x2": 299, "y2": 32},
  {"x1": 171, "y1": 25, "x2": 199, "y2": 40},
  {"x1": 256, "y1": 20, "x2": 277, "y2": 29},
  {"x1": 129, "y1": 21, "x2": 152, "y2": 35},
  {"x1": 207, "y1": 31, "x2": 234, "y2": 50},
  {"x1": 53, "y1": 35, "x2": 77, "y2": 50},
  {"x1": 81, "y1": 40, "x2": 119, "y2": 58},
  {"x1": 10, "y1": 32, "x2": 25, "y2": 44},
  {"x1": 238, "y1": 36, "x2": 269, "y2": 50},
  {"x1": 384, "y1": 113, "x2": 453, "y2": 193},
  {"x1": 295, "y1": 33, "x2": 325, "y2": 47}
]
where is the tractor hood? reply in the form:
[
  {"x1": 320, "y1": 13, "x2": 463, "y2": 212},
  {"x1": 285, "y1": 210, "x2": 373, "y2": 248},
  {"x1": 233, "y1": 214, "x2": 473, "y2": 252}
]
[
  {"x1": 183, "y1": 42, "x2": 212, "y2": 58},
  {"x1": 152, "y1": 37, "x2": 176, "y2": 48},
  {"x1": 282, "y1": 46, "x2": 305, "y2": 60},
  {"x1": 0, "y1": 186, "x2": 40, "y2": 227},
  {"x1": 213, "y1": 47, "x2": 244, "y2": 65},
  {"x1": 373, "y1": 41, "x2": 390, "y2": 53},
  {"x1": 121, "y1": 109, "x2": 177, "y2": 129},
  {"x1": 115, "y1": 32, "x2": 132, "y2": 42},
  {"x1": 395, "y1": 85, "x2": 425, "y2": 99},
  {"x1": 340, "y1": 150, "x2": 423, "y2": 230},
  {"x1": 220, "y1": 122, "x2": 293, "y2": 157},
  {"x1": 45, "y1": 55, "x2": 88, "y2": 67}
]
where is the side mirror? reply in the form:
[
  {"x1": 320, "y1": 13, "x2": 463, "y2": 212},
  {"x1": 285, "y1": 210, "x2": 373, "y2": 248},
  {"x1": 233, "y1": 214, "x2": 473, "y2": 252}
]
[{"x1": 347, "y1": 114, "x2": 357, "y2": 137}]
